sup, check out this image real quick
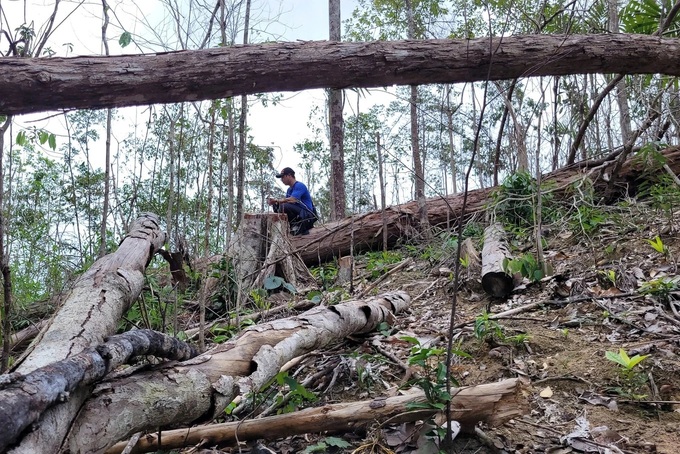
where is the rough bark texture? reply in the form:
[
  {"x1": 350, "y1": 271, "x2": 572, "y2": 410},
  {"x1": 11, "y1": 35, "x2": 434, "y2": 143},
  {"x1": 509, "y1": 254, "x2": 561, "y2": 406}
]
[
  {"x1": 227, "y1": 213, "x2": 315, "y2": 293},
  {"x1": 292, "y1": 146, "x2": 680, "y2": 266},
  {"x1": 0, "y1": 330, "x2": 197, "y2": 451},
  {"x1": 107, "y1": 378, "x2": 522, "y2": 454},
  {"x1": 481, "y1": 223, "x2": 515, "y2": 298},
  {"x1": 2, "y1": 35, "x2": 680, "y2": 115},
  {"x1": 61, "y1": 292, "x2": 411, "y2": 454},
  {"x1": 8, "y1": 213, "x2": 166, "y2": 454}
]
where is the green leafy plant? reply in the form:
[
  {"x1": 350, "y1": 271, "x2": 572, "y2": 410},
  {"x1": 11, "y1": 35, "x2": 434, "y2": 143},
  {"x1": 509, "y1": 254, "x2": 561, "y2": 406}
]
[
  {"x1": 272, "y1": 371, "x2": 317, "y2": 414},
  {"x1": 249, "y1": 288, "x2": 270, "y2": 311},
  {"x1": 263, "y1": 275, "x2": 296, "y2": 294},
  {"x1": 302, "y1": 436, "x2": 352, "y2": 453},
  {"x1": 503, "y1": 253, "x2": 544, "y2": 282},
  {"x1": 365, "y1": 250, "x2": 403, "y2": 279},
  {"x1": 310, "y1": 263, "x2": 338, "y2": 289},
  {"x1": 505, "y1": 333, "x2": 532, "y2": 349},
  {"x1": 473, "y1": 311, "x2": 505, "y2": 343},
  {"x1": 401, "y1": 337, "x2": 457, "y2": 408},
  {"x1": 571, "y1": 204, "x2": 606, "y2": 235},
  {"x1": 639, "y1": 276, "x2": 680, "y2": 303},
  {"x1": 605, "y1": 348, "x2": 650, "y2": 400},
  {"x1": 598, "y1": 269, "x2": 617, "y2": 287},
  {"x1": 646, "y1": 235, "x2": 668, "y2": 255}
]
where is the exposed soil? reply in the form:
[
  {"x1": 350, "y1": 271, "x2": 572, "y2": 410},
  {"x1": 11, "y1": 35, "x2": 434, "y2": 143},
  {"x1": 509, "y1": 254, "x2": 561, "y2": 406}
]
[{"x1": 221, "y1": 198, "x2": 680, "y2": 454}]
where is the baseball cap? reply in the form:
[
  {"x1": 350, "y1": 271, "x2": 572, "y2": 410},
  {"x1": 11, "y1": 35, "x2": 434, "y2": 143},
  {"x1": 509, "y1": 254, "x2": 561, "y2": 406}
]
[{"x1": 276, "y1": 167, "x2": 295, "y2": 178}]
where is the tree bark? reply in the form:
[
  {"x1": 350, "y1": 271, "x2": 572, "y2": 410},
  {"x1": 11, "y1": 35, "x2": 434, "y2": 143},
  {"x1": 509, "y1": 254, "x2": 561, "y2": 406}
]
[
  {"x1": 59, "y1": 292, "x2": 411, "y2": 453},
  {"x1": 481, "y1": 223, "x2": 515, "y2": 298},
  {"x1": 8, "y1": 212, "x2": 166, "y2": 454},
  {"x1": 0, "y1": 330, "x2": 197, "y2": 451},
  {"x1": 291, "y1": 146, "x2": 680, "y2": 266},
  {"x1": 106, "y1": 378, "x2": 522, "y2": 454},
  {"x1": 3, "y1": 35, "x2": 680, "y2": 115}
]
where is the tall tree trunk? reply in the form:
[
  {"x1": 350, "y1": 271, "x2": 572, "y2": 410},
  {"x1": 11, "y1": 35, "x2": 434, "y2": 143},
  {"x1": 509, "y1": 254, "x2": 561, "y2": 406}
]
[
  {"x1": 329, "y1": 0, "x2": 346, "y2": 220},
  {"x1": 608, "y1": 0, "x2": 633, "y2": 144},
  {"x1": 99, "y1": 0, "x2": 112, "y2": 259},
  {"x1": 236, "y1": 0, "x2": 251, "y2": 226},
  {"x1": 445, "y1": 85, "x2": 458, "y2": 193},
  {"x1": 405, "y1": 0, "x2": 429, "y2": 233},
  {"x1": 0, "y1": 116, "x2": 11, "y2": 373}
]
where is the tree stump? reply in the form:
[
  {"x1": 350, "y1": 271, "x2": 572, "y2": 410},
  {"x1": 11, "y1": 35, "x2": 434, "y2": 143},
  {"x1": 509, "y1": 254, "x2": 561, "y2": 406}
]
[
  {"x1": 481, "y1": 223, "x2": 515, "y2": 298},
  {"x1": 228, "y1": 213, "x2": 315, "y2": 293}
]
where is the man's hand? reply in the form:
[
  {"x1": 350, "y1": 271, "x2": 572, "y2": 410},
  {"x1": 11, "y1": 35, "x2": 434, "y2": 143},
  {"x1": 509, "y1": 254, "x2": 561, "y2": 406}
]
[{"x1": 267, "y1": 197, "x2": 277, "y2": 206}]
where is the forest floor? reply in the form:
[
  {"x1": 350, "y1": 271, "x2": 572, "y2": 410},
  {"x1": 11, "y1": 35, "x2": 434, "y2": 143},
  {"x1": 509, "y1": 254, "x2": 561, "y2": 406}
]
[{"x1": 204, "y1": 195, "x2": 680, "y2": 454}]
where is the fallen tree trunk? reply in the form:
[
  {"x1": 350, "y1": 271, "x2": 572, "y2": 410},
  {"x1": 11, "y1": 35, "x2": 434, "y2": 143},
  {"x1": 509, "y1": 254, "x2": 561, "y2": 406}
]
[
  {"x1": 292, "y1": 146, "x2": 680, "y2": 265},
  {"x1": 8, "y1": 212, "x2": 166, "y2": 454},
  {"x1": 58, "y1": 292, "x2": 411, "y2": 453},
  {"x1": 107, "y1": 378, "x2": 522, "y2": 454},
  {"x1": 0, "y1": 330, "x2": 197, "y2": 451},
  {"x1": 3, "y1": 34, "x2": 680, "y2": 115}
]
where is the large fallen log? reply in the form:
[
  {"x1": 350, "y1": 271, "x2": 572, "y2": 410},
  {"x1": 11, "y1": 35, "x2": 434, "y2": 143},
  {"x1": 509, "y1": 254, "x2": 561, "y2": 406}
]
[
  {"x1": 7, "y1": 213, "x2": 166, "y2": 454},
  {"x1": 58, "y1": 292, "x2": 411, "y2": 453},
  {"x1": 0, "y1": 330, "x2": 197, "y2": 451},
  {"x1": 107, "y1": 378, "x2": 522, "y2": 454},
  {"x1": 292, "y1": 146, "x2": 680, "y2": 265}
]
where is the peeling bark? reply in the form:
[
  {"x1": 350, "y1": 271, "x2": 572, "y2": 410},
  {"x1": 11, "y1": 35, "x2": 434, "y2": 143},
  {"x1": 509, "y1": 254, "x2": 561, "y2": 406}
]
[
  {"x1": 0, "y1": 330, "x2": 197, "y2": 451},
  {"x1": 8, "y1": 213, "x2": 166, "y2": 454},
  {"x1": 60, "y1": 292, "x2": 410, "y2": 453}
]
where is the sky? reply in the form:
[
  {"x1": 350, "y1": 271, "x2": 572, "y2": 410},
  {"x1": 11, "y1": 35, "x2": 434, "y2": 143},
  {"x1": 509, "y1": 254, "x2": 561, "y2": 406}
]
[{"x1": 3, "y1": 0, "x2": 370, "y2": 183}]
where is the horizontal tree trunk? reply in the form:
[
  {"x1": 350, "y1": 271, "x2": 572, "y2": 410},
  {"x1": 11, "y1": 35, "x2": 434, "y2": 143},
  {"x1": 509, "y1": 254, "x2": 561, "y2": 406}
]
[
  {"x1": 61, "y1": 292, "x2": 411, "y2": 453},
  {"x1": 2, "y1": 35, "x2": 680, "y2": 115},
  {"x1": 292, "y1": 146, "x2": 680, "y2": 265},
  {"x1": 0, "y1": 330, "x2": 197, "y2": 451},
  {"x1": 106, "y1": 378, "x2": 522, "y2": 454}
]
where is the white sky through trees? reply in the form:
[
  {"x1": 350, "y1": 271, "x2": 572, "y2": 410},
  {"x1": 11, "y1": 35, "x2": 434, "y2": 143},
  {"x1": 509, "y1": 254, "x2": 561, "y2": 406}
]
[{"x1": 2, "y1": 0, "x2": 367, "y2": 192}]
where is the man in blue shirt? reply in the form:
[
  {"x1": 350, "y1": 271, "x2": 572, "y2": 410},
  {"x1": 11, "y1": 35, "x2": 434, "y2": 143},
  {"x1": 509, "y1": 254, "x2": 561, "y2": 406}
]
[{"x1": 267, "y1": 167, "x2": 317, "y2": 235}]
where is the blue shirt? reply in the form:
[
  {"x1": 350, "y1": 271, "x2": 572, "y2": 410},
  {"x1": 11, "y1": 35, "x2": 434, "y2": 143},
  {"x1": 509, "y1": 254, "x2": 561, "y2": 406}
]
[{"x1": 286, "y1": 181, "x2": 315, "y2": 216}]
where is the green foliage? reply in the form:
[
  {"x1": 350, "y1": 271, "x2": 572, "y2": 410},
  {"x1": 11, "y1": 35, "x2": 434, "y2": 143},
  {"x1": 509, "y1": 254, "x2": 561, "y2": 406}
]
[
  {"x1": 263, "y1": 275, "x2": 296, "y2": 294},
  {"x1": 646, "y1": 236, "x2": 668, "y2": 255},
  {"x1": 639, "y1": 276, "x2": 679, "y2": 303},
  {"x1": 503, "y1": 253, "x2": 544, "y2": 282},
  {"x1": 365, "y1": 250, "x2": 403, "y2": 279},
  {"x1": 273, "y1": 371, "x2": 317, "y2": 414},
  {"x1": 622, "y1": 0, "x2": 680, "y2": 35},
  {"x1": 473, "y1": 312, "x2": 504, "y2": 343},
  {"x1": 491, "y1": 171, "x2": 537, "y2": 228},
  {"x1": 401, "y1": 336, "x2": 468, "y2": 408},
  {"x1": 119, "y1": 31, "x2": 132, "y2": 47},
  {"x1": 570, "y1": 204, "x2": 606, "y2": 235},
  {"x1": 302, "y1": 437, "x2": 352, "y2": 453},
  {"x1": 249, "y1": 288, "x2": 270, "y2": 311},
  {"x1": 605, "y1": 348, "x2": 650, "y2": 400},
  {"x1": 310, "y1": 263, "x2": 338, "y2": 289}
]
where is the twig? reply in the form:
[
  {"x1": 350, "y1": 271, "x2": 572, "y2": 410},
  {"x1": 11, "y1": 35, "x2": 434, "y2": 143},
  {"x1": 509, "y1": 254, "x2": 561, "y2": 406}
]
[{"x1": 357, "y1": 258, "x2": 413, "y2": 298}]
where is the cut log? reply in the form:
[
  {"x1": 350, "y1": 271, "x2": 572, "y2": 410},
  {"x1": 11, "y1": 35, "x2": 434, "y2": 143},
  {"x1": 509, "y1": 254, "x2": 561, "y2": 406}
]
[
  {"x1": 8, "y1": 213, "x2": 166, "y2": 454},
  {"x1": 106, "y1": 378, "x2": 522, "y2": 454},
  {"x1": 58, "y1": 292, "x2": 411, "y2": 453},
  {"x1": 290, "y1": 146, "x2": 680, "y2": 266},
  {"x1": 0, "y1": 330, "x2": 197, "y2": 451},
  {"x1": 481, "y1": 223, "x2": 515, "y2": 298}
]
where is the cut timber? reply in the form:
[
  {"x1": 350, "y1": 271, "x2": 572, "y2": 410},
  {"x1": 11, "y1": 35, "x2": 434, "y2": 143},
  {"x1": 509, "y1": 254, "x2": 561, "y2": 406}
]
[
  {"x1": 337, "y1": 256, "x2": 353, "y2": 285},
  {"x1": 107, "y1": 378, "x2": 522, "y2": 454},
  {"x1": 59, "y1": 292, "x2": 411, "y2": 453},
  {"x1": 481, "y1": 223, "x2": 515, "y2": 298},
  {"x1": 8, "y1": 213, "x2": 166, "y2": 454},
  {"x1": 291, "y1": 146, "x2": 680, "y2": 266},
  {"x1": 0, "y1": 330, "x2": 197, "y2": 451},
  {"x1": 228, "y1": 213, "x2": 315, "y2": 292}
]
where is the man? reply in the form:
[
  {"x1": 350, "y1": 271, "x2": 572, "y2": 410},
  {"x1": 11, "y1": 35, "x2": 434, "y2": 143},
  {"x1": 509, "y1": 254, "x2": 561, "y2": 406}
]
[{"x1": 267, "y1": 167, "x2": 317, "y2": 235}]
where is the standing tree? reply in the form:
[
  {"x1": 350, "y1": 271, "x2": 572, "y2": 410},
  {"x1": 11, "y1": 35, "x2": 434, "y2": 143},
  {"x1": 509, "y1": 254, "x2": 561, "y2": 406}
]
[{"x1": 329, "y1": 0, "x2": 346, "y2": 220}]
